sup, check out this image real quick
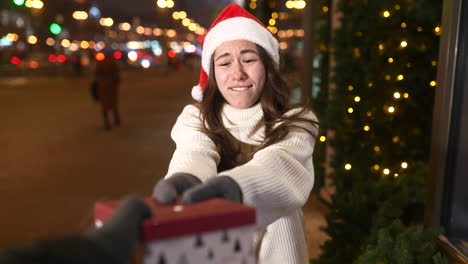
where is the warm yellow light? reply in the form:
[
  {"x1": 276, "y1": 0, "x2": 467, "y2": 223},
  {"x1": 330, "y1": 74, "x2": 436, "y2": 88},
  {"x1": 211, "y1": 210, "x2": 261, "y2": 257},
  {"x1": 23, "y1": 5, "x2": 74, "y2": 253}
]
[
  {"x1": 319, "y1": 136, "x2": 326, "y2": 142},
  {"x1": 393, "y1": 92, "x2": 401, "y2": 99},
  {"x1": 367, "y1": 111, "x2": 372, "y2": 117},
  {"x1": 269, "y1": 18, "x2": 276, "y2": 26},
  {"x1": 322, "y1": 6, "x2": 329, "y2": 12},
  {"x1": 166, "y1": 29, "x2": 176, "y2": 38},
  {"x1": 345, "y1": 164, "x2": 352, "y2": 170},
  {"x1": 403, "y1": 93, "x2": 409, "y2": 98},
  {"x1": 373, "y1": 164, "x2": 380, "y2": 170},
  {"x1": 156, "y1": 0, "x2": 166, "y2": 8},
  {"x1": 45, "y1": 37, "x2": 55, "y2": 46},
  {"x1": 383, "y1": 10, "x2": 390, "y2": 17},
  {"x1": 378, "y1": 44, "x2": 384, "y2": 50},
  {"x1": 166, "y1": 0, "x2": 174, "y2": 8},
  {"x1": 394, "y1": 173, "x2": 399, "y2": 178},
  {"x1": 374, "y1": 146, "x2": 381, "y2": 152},
  {"x1": 354, "y1": 96, "x2": 361, "y2": 102},
  {"x1": 401, "y1": 22, "x2": 407, "y2": 28},
  {"x1": 72, "y1": 11, "x2": 88, "y2": 20},
  {"x1": 61, "y1": 39, "x2": 70, "y2": 48},
  {"x1": 295, "y1": 0, "x2": 306, "y2": 9},
  {"x1": 385, "y1": 75, "x2": 391, "y2": 80},
  {"x1": 397, "y1": 74, "x2": 404, "y2": 81},
  {"x1": 279, "y1": 41, "x2": 288, "y2": 50},
  {"x1": 388, "y1": 106, "x2": 395, "y2": 113},
  {"x1": 388, "y1": 57, "x2": 394, "y2": 63},
  {"x1": 294, "y1": 29, "x2": 304, "y2": 37},
  {"x1": 348, "y1": 85, "x2": 354, "y2": 91},
  {"x1": 392, "y1": 136, "x2": 400, "y2": 143},
  {"x1": 401, "y1": 162, "x2": 408, "y2": 169},
  {"x1": 363, "y1": 125, "x2": 370, "y2": 131},
  {"x1": 432, "y1": 60, "x2": 437, "y2": 66},
  {"x1": 368, "y1": 82, "x2": 373, "y2": 87},
  {"x1": 417, "y1": 26, "x2": 423, "y2": 32},
  {"x1": 434, "y1": 26, "x2": 441, "y2": 32},
  {"x1": 80, "y1": 41, "x2": 89, "y2": 49},
  {"x1": 394, "y1": 4, "x2": 401, "y2": 10},
  {"x1": 172, "y1": 11, "x2": 180, "y2": 20},
  {"x1": 270, "y1": 27, "x2": 278, "y2": 34},
  {"x1": 178, "y1": 11, "x2": 187, "y2": 19},
  {"x1": 272, "y1": 12, "x2": 279, "y2": 19},
  {"x1": 348, "y1": 108, "x2": 354, "y2": 113},
  {"x1": 120, "y1": 22, "x2": 131, "y2": 31},
  {"x1": 249, "y1": 2, "x2": 257, "y2": 9},
  {"x1": 400, "y1": 41, "x2": 408, "y2": 47},
  {"x1": 430, "y1": 81, "x2": 437, "y2": 86},
  {"x1": 136, "y1": 26, "x2": 144, "y2": 34},
  {"x1": 188, "y1": 23, "x2": 197, "y2": 31},
  {"x1": 285, "y1": 0, "x2": 294, "y2": 9},
  {"x1": 27, "y1": 35, "x2": 37, "y2": 44},
  {"x1": 383, "y1": 168, "x2": 390, "y2": 175},
  {"x1": 182, "y1": 18, "x2": 191, "y2": 26},
  {"x1": 153, "y1": 28, "x2": 163, "y2": 36},
  {"x1": 6, "y1": 33, "x2": 19, "y2": 42}
]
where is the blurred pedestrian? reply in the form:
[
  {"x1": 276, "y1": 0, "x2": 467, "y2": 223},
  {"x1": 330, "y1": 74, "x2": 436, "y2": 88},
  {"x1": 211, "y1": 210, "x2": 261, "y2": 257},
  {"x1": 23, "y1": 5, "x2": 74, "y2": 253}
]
[{"x1": 94, "y1": 49, "x2": 121, "y2": 130}]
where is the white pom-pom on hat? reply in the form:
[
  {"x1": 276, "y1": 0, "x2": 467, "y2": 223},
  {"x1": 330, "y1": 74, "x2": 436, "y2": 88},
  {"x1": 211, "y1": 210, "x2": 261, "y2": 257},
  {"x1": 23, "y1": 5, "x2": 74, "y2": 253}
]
[{"x1": 191, "y1": 84, "x2": 204, "y2": 102}]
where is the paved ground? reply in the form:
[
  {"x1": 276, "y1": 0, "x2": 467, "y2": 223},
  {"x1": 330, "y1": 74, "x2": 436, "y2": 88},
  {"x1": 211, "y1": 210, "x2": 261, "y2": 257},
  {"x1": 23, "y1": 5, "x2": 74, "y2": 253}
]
[{"x1": 0, "y1": 68, "x2": 327, "y2": 259}]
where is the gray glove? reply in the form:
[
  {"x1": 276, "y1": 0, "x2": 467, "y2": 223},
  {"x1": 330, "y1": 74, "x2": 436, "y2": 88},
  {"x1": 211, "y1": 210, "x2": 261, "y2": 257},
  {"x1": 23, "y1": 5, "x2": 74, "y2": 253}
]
[
  {"x1": 153, "y1": 172, "x2": 202, "y2": 204},
  {"x1": 86, "y1": 195, "x2": 151, "y2": 264},
  {"x1": 182, "y1": 176, "x2": 243, "y2": 204}
]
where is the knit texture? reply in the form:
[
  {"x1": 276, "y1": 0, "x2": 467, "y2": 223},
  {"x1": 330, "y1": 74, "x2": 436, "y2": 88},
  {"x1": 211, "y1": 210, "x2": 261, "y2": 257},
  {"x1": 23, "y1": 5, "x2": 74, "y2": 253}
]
[{"x1": 165, "y1": 102, "x2": 317, "y2": 264}]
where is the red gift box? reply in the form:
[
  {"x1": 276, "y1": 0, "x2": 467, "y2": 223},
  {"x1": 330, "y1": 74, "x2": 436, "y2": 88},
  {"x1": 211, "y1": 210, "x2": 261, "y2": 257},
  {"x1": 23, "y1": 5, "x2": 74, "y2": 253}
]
[{"x1": 94, "y1": 198, "x2": 256, "y2": 242}]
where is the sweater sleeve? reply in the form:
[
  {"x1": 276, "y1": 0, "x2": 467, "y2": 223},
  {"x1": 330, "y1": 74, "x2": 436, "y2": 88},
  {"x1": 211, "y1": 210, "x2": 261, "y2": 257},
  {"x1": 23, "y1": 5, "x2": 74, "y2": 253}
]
[
  {"x1": 165, "y1": 105, "x2": 220, "y2": 181},
  {"x1": 219, "y1": 110, "x2": 318, "y2": 228}
]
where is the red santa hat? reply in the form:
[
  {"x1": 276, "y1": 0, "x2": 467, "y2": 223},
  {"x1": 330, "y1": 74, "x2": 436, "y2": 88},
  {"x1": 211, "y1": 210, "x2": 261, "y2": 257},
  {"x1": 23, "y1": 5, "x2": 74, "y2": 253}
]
[{"x1": 191, "y1": 3, "x2": 279, "y2": 102}]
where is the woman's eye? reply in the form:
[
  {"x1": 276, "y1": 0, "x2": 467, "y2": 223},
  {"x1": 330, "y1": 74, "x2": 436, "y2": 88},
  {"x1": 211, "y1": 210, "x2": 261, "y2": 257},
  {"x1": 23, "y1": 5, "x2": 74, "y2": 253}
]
[
  {"x1": 218, "y1": 62, "x2": 230, "y2": 66},
  {"x1": 243, "y1": 59, "x2": 256, "y2": 63}
]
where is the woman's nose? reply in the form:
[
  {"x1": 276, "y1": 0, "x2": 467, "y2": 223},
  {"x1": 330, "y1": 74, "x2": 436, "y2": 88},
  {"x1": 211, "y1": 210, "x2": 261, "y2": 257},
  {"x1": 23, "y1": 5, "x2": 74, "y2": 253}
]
[{"x1": 231, "y1": 62, "x2": 247, "y2": 80}]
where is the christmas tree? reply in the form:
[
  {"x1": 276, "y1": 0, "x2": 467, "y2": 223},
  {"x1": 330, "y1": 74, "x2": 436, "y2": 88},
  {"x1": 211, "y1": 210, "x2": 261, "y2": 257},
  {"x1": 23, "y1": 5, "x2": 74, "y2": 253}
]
[{"x1": 313, "y1": 0, "x2": 443, "y2": 262}]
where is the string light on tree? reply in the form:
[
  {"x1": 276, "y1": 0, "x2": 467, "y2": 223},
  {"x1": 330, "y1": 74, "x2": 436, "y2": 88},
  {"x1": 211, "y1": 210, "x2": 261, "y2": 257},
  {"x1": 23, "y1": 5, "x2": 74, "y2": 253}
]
[
  {"x1": 400, "y1": 40, "x2": 408, "y2": 48},
  {"x1": 348, "y1": 107, "x2": 354, "y2": 113},
  {"x1": 430, "y1": 80, "x2": 437, "y2": 86},
  {"x1": 345, "y1": 164, "x2": 352, "y2": 170},
  {"x1": 382, "y1": 10, "x2": 390, "y2": 17},
  {"x1": 393, "y1": 92, "x2": 401, "y2": 99},
  {"x1": 319, "y1": 136, "x2": 327, "y2": 142},
  {"x1": 383, "y1": 168, "x2": 390, "y2": 175},
  {"x1": 387, "y1": 106, "x2": 395, "y2": 113},
  {"x1": 401, "y1": 162, "x2": 408, "y2": 169}
]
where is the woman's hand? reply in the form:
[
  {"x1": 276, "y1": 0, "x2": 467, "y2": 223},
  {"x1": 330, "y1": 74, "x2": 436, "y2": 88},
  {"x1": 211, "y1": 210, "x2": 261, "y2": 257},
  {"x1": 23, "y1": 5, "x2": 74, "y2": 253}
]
[
  {"x1": 153, "y1": 172, "x2": 202, "y2": 204},
  {"x1": 181, "y1": 176, "x2": 243, "y2": 204}
]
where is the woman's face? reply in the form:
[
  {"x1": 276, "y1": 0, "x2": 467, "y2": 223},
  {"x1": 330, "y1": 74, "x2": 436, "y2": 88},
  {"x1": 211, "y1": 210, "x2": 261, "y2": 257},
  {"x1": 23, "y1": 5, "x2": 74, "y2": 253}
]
[{"x1": 213, "y1": 40, "x2": 266, "y2": 109}]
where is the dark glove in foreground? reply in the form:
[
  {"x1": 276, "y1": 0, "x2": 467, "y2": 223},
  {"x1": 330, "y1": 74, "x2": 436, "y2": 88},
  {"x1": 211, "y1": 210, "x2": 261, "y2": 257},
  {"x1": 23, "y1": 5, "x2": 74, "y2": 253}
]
[
  {"x1": 0, "y1": 196, "x2": 151, "y2": 264},
  {"x1": 182, "y1": 176, "x2": 243, "y2": 204},
  {"x1": 153, "y1": 172, "x2": 202, "y2": 204}
]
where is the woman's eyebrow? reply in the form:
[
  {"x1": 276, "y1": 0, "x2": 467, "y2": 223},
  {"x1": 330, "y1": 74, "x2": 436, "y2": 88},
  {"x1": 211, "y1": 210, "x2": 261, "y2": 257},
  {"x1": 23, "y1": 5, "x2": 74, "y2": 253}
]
[
  {"x1": 215, "y1": 49, "x2": 259, "y2": 61},
  {"x1": 215, "y1": 52, "x2": 231, "y2": 61},
  {"x1": 240, "y1": 49, "x2": 258, "y2": 55}
]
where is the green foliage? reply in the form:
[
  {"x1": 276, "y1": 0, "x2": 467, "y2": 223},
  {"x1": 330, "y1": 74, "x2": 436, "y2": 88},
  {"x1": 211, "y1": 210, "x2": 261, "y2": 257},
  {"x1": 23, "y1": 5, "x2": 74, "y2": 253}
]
[
  {"x1": 357, "y1": 220, "x2": 445, "y2": 264},
  {"x1": 313, "y1": 0, "x2": 443, "y2": 261}
]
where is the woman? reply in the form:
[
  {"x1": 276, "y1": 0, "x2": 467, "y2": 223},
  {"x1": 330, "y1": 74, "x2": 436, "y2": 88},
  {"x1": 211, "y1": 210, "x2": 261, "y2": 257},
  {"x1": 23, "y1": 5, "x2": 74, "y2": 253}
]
[{"x1": 153, "y1": 4, "x2": 318, "y2": 263}]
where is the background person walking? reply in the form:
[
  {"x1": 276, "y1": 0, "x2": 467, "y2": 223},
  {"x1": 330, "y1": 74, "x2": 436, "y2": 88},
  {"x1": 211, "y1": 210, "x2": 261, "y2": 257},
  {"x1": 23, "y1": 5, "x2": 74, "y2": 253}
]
[{"x1": 94, "y1": 49, "x2": 121, "y2": 130}]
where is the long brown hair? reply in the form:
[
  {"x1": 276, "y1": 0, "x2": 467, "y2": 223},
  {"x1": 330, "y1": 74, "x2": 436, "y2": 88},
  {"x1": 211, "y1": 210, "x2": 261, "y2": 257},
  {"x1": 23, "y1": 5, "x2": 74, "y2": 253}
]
[{"x1": 197, "y1": 44, "x2": 319, "y2": 169}]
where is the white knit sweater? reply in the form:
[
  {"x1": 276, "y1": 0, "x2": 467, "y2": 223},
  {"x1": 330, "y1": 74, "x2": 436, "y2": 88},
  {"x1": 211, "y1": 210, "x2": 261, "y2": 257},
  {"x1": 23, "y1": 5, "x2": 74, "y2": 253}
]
[{"x1": 165, "y1": 102, "x2": 318, "y2": 264}]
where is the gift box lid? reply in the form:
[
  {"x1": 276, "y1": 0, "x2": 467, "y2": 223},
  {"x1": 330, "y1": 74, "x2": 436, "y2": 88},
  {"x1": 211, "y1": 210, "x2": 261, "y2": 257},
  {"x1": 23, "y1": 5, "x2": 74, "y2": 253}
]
[{"x1": 94, "y1": 198, "x2": 256, "y2": 242}]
